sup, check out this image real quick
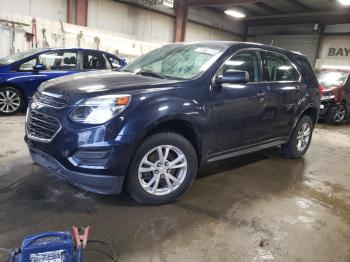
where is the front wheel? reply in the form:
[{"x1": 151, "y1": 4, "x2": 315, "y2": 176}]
[
  {"x1": 0, "y1": 87, "x2": 24, "y2": 115},
  {"x1": 127, "y1": 132, "x2": 198, "y2": 205},
  {"x1": 280, "y1": 115, "x2": 314, "y2": 159}
]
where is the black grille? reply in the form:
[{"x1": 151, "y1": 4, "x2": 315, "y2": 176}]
[
  {"x1": 35, "y1": 92, "x2": 68, "y2": 108},
  {"x1": 27, "y1": 110, "x2": 61, "y2": 141}
]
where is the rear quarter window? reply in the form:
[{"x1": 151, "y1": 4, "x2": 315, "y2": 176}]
[{"x1": 295, "y1": 56, "x2": 315, "y2": 83}]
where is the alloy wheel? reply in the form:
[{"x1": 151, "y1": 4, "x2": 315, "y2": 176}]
[
  {"x1": 296, "y1": 122, "x2": 311, "y2": 152},
  {"x1": 0, "y1": 90, "x2": 21, "y2": 114},
  {"x1": 333, "y1": 104, "x2": 346, "y2": 123},
  {"x1": 138, "y1": 145, "x2": 188, "y2": 196}
]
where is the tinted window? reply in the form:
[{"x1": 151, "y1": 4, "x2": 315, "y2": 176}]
[
  {"x1": 265, "y1": 52, "x2": 299, "y2": 82},
  {"x1": 83, "y1": 51, "x2": 109, "y2": 70},
  {"x1": 222, "y1": 50, "x2": 262, "y2": 82},
  {"x1": 38, "y1": 51, "x2": 77, "y2": 70}
]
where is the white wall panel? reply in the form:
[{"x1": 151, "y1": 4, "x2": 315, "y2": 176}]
[
  {"x1": 88, "y1": 0, "x2": 174, "y2": 44},
  {"x1": 0, "y1": 0, "x2": 66, "y2": 21},
  {"x1": 316, "y1": 35, "x2": 350, "y2": 68},
  {"x1": 185, "y1": 22, "x2": 241, "y2": 42}
]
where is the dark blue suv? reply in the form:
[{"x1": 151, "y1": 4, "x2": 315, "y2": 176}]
[
  {"x1": 0, "y1": 48, "x2": 126, "y2": 115},
  {"x1": 25, "y1": 42, "x2": 321, "y2": 205}
]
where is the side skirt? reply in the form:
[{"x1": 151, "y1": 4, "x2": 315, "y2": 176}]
[{"x1": 206, "y1": 137, "x2": 289, "y2": 163}]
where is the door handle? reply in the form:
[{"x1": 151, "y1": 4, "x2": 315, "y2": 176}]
[{"x1": 295, "y1": 85, "x2": 302, "y2": 92}]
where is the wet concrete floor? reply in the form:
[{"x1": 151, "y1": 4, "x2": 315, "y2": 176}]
[{"x1": 0, "y1": 115, "x2": 349, "y2": 261}]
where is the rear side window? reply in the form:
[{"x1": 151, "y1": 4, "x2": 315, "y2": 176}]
[
  {"x1": 107, "y1": 55, "x2": 121, "y2": 69},
  {"x1": 222, "y1": 50, "x2": 263, "y2": 82},
  {"x1": 265, "y1": 52, "x2": 300, "y2": 82},
  {"x1": 298, "y1": 56, "x2": 315, "y2": 82},
  {"x1": 83, "y1": 51, "x2": 110, "y2": 70}
]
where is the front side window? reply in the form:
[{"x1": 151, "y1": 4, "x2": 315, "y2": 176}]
[
  {"x1": 122, "y1": 44, "x2": 228, "y2": 80},
  {"x1": 38, "y1": 51, "x2": 77, "y2": 70},
  {"x1": 221, "y1": 50, "x2": 262, "y2": 82},
  {"x1": 83, "y1": 51, "x2": 109, "y2": 70},
  {"x1": 265, "y1": 52, "x2": 300, "y2": 82},
  {"x1": 19, "y1": 58, "x2": 37, "y2": 71}
]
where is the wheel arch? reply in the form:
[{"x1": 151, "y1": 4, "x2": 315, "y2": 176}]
[
  {"x1": 130, "y1": 116, "x2": 203, "y2": 167},
  {"x1": 300, "y1": 107, "x2": 319, "y2": 126}
]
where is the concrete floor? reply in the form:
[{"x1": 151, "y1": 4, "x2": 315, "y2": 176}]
[{"x1": 0, "y1": 115, "x2": 349, "y2": 262}]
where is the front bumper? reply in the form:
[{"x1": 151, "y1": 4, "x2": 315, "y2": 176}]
[{"x1": 28, "y1": 145, "x2": 125, "y2": 194}]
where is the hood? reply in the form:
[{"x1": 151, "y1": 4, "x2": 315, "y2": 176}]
[{"x1": 39, "y1": 71, "x2": 179, "y2": 103}]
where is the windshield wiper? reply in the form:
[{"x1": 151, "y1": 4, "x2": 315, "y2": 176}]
[{"x1": 136, "y1": 70, "x2": 166, "y2": 79}]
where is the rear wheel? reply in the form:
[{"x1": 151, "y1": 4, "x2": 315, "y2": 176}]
[
  {"x1": 127, "y1": 132, "x2": 198, "y2": 205},
  {"x1": 0, "y1": 87, "x2": 24, "y2": 115},
  {"x1": 326, "y1": 103, "x2": 347, "y2": 124},
  {"x1": 280, "y1": 115, "x2": 314, "y2": 159}
]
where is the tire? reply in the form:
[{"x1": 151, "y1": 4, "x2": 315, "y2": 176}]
[
  {"x1": 325, "y1": 103, "x2": 347, "y2": 124},
  {"x1": 0, "y1": 87, "x2": 24, "y2": 115},
  {"x1": 280, "y1": 115, "x2": 314, "y2": 159},
  {"x1": 127, "y1": 132, "x2": 198, "y2": 205}
]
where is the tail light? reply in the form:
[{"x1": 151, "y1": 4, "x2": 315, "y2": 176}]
[{"x1": 319, "y1": 84, "x2": 324, "y2": 96}]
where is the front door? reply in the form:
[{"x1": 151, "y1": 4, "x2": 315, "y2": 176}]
[
  {"x1": 212, "y1": 49, "x2": 270, "y2": 153},
  {"x1": 15, "y1": 50, "x2": 79, "y2": 98}
]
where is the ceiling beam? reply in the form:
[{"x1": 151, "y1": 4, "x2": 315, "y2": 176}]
[
  {"x1": 284, "y1": 0, "x2": 315, "y2": 12},
  {"x1": 253, "y1": 2, "x2": 283, "y2": 14},
  {"x1": 246, "y1": 9, "x2": 350, "y2": 26},
  {"x1": 236, "y1": 4, "x2": 261, "y2": 16},
  {"x1": 186, "y1": 0, "x2": 259, "y2": 7}
]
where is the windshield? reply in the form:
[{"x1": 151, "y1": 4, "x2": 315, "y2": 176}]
[
  {"x1": 122, "y1": 44, "x2": 228, "y2": 80},
  {"x1": 316, "y1": 70, "x2": 349, "y2": 88},
  {"x1": 0, "y1": 49, "x2": 45, "y2": 65}
]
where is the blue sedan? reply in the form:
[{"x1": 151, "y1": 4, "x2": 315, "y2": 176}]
[{"x1": 0, "y1": 48, "x2": 127, "y2": 115}]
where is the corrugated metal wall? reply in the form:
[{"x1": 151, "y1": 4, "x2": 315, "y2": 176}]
[{"x1": 251, "y1": 34, "x2": 319, "y2": 66}]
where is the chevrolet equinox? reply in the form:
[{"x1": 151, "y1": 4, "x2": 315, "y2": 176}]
[{"x1": 25, "y1": 42, "x2": 321, "y2": 205}]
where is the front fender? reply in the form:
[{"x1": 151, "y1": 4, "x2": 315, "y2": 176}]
[{"x1": 120, "y1": 94, "x2": 208, "y2": 139}]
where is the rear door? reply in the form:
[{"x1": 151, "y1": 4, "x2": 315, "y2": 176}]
[
  {"x1": 212, "y1": 49, "x2": 270, "y2": 153},
  {"x1": 262, "y1": 51, "x2": 304, "y2": 138}
]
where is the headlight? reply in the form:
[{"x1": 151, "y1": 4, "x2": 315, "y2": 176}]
[{"x1": 69, "y1": 95, "x2": 131, "y2": 124}]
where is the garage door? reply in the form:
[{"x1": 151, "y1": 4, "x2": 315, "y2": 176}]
[{"x1": 254, "y1": 34, "x2": 319, "y2": 66}]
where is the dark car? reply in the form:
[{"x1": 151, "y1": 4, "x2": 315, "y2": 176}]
[
  {"x1": 316, "y1": 68, "x2": 350, "y2": 124},
  {"x1": 25, "y1": 42, "x2": 321, "y2": 205},
  {"x1": 0, "y1": 48, "x2": 126, "y2": 115}
]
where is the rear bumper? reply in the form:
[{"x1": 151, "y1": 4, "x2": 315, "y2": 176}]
[
  {"x1": 29, "y1": 146, "x2": 125, "y2": 195},
  {"x1": 319, "y1": 99, "x2": 335, "y2": 117}
]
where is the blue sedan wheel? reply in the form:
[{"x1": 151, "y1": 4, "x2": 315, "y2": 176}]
[{"x1": 0, "y1": 87, "x2": 23, "y2": 115}]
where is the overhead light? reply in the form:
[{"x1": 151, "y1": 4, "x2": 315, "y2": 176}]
[
  {"x1": 338, "y1": 0, "x2": 350, "y2": 5},
  {"x1": 225, "y1": 9, "x2": 246, "y2": 19}
]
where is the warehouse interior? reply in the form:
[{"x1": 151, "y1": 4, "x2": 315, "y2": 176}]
[{"x1": 0, "y1": 0, "x2": 350, "y2": 261}]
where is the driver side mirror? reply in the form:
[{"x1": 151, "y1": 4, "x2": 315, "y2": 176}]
[
  {"x1": 33, "y1": 64, "x2": 46, "y2": 71},
  {"x1": 216, "y1": 69, "x2": 249, "y2": 85}
]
